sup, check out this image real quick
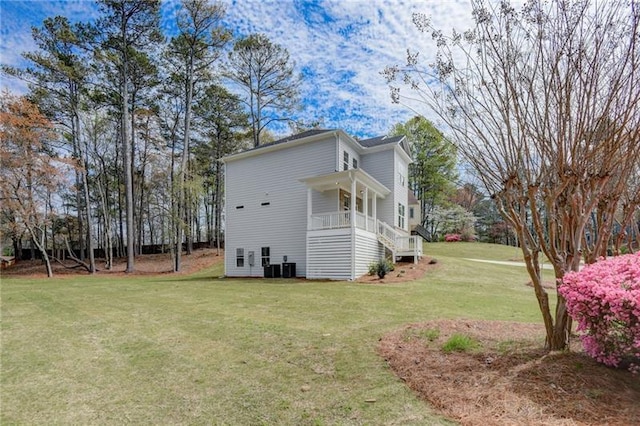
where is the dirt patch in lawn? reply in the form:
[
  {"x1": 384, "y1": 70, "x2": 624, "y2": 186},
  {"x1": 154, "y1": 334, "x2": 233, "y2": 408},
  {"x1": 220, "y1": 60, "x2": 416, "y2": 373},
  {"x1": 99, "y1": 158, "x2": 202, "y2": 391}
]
[
  {"x1": 1, "y1": 248, "x2": 224, "y2": 278},
  {"x1": 356, "y1": 256, "x2": 438, "y2": 284},
  {"x1": 379, "y1": 320, "x2": 640, "y2": 426}
]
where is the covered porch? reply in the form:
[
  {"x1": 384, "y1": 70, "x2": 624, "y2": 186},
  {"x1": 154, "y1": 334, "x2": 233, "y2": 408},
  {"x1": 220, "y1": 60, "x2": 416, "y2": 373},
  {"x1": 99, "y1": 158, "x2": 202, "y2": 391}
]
[
  {"x1": 300, "y1": 170, "x2": 422, "y2": 280},
  {"x1": 300, "y1": 168, "x2": 389, "y2": 234}
]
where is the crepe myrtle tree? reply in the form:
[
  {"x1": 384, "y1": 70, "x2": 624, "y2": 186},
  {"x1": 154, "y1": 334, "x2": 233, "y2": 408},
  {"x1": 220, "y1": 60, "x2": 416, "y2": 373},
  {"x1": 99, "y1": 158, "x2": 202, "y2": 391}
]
[{"x1": 383, "y1": 0, "x2": 640, "y2": 350}]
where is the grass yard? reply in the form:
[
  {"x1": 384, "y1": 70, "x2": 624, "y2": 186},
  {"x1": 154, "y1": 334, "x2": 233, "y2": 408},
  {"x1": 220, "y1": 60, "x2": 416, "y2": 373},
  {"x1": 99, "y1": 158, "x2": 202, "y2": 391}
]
[{"x1": 1, "y1": 243, "x2": 543, "y2": 425}]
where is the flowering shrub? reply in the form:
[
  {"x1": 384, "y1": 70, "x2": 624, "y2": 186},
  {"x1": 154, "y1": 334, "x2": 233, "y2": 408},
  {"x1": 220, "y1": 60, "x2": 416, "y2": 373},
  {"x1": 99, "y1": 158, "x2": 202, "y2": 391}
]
[
  {"x1": 560, "y1": 253, "x2": 640, "y2": 373},
  {"x1": 444, "y1": 234, "x2": 462, "y2": 242}
]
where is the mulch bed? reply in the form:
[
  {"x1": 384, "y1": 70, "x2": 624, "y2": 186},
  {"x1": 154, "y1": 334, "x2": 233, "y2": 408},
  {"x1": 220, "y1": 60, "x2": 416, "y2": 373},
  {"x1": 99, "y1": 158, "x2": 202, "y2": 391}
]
[
  {"x1": 356, "y1": 256, "x2": 439, "y2": 284},
  {"x1": 1, "y1": 248, "x2": 224, "y2": 278},
  {"x1": 379, "y1": 319, "x2": 640, "y2": 426}
]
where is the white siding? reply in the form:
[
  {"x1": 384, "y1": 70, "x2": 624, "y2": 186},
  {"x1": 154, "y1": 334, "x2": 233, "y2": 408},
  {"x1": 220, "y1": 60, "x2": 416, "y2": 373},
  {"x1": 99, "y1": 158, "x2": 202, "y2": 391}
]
[
  {"x1": 338, "y1": 135, "x2": 360, "y2": 171},
  {"x1": 361, "y1": 149, "x2": 395, "y2": 226},
  {"x1": 312, "y1": 189, "x2": 339, "y2": 214},
  {"x1": 354, "y1": 229, "x2": 384, "y2": 278},
  {"x1": 224, "y1": 136, "x2": 336, "y2": 277},
  {"x1": 361, "y1": 147, "x2": 411, "y2": 234},
  {"x1": 394, "y1": 149, "x2": 411, "y2": 233},
  {"x1": 306, "y1": 229, "x2": 352, "y2": 280}
]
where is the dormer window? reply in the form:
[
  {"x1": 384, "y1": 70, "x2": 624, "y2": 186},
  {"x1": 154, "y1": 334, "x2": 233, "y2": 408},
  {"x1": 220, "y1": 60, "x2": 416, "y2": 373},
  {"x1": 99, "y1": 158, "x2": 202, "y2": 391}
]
[{"x1": 343, "y1": 151, "x2": 349, "y2": 171}]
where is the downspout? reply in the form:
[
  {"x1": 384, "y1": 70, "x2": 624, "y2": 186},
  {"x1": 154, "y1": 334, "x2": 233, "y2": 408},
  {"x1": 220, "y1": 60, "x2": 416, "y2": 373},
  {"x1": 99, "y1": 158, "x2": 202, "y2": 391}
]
[
  {"x1": 335, "y1": 132, "x2": 340, "y2": 171},
  {"x1": 306, "y1": 187, "x2": 312, "y2": 278}
]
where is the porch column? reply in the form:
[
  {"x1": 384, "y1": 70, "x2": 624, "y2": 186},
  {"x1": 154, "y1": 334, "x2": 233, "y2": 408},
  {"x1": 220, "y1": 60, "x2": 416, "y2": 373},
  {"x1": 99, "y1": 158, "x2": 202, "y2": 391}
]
[
  {"x1": 363, "y1": 187, "x2": 369, "y2": 231},
  {"x1": 350, "y1": 177, "x2": 356, "y2": 228},
  {"x1": 372, "y1": 192, "x2": 377, "y2": 233},
  {"x1": 307, "y1": 187, "x2": 313, "y2": 230}
]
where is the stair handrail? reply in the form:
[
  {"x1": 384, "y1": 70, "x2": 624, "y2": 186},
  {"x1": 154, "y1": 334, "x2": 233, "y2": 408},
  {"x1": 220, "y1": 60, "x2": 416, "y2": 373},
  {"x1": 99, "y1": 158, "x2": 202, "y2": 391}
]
[{"x1": 376, "y1": 219, "x2": 402, "y2": 249}]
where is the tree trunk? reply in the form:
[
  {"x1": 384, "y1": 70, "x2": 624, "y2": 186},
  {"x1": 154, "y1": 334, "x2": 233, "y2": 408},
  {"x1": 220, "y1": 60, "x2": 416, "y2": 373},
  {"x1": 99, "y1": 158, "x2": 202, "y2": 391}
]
[
  {"x1": 549, "y1": 297, "x2": 570, "y2": 350},
  {"x1": 76, "y1": 168, "x2": 85, "y2": 261},
  {"x1": 75, "y1": 112, "x2": 96, "y2": 273},
  {"x1": 122, "y1": 31, "x2": 135, "y2": 273},
  {"x1": 13, "y1": 236, "x2": 23, "y2": 260},
  {"x1": 176, "y1": 61, "x2": 195, "y2": 269},
  {"x1": 27, "y1": 228, "x2": 52, "y2": 277}
]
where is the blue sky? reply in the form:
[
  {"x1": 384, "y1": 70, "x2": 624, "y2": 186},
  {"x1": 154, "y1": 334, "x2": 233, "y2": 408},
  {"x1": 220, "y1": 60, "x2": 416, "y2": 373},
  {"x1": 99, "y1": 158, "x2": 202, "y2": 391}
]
[{"x1": 0, "y1": 0, "x2": 474, "y2": 139}]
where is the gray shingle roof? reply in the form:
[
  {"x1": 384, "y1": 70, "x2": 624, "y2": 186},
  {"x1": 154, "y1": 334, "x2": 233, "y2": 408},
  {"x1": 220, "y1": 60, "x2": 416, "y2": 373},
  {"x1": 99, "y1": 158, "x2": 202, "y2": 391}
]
[
  {"x1": 236, "y1": 129, "x2": 405, "y2": 157},
  {"x1": 259, "y1": 129, "x2": 336, "y2": 148},
  {"x1": 358, "y1": 135, "x2": 404, "y2": 147}
]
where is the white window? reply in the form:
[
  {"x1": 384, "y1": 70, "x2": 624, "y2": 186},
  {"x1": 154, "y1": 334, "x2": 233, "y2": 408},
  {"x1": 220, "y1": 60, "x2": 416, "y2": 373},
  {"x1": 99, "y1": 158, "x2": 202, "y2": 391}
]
[
  {"x1": 409, "y1": 207, "x2": 415, "y2": 219},
  {"x1": 261, "y1": 247, "x2": 270, "y2": 267},
  {"x1": 236, "y1": 248, "x2": 244, "y2": 267},
  {"x1": 398, "y1": 203, "x2": 406, "y2": 229},
  {"x1": 398, "y1": 163, "x2": 406, "y2": 187},
  {"x1": 352, "y1": 158, "x2": 358, "y2": 169},
  {"x1": 343, "y1": 151, "x2": 349, "y2": 171}
]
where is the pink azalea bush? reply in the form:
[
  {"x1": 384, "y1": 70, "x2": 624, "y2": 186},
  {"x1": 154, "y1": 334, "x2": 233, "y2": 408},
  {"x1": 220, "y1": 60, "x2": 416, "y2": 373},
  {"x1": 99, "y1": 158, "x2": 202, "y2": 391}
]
[
  {"x1": 444, "y1": 233, "x2": 462, "y2": 242},
  {"x1": 560, "y1": 252, "x2": 640, "y2": 373}
]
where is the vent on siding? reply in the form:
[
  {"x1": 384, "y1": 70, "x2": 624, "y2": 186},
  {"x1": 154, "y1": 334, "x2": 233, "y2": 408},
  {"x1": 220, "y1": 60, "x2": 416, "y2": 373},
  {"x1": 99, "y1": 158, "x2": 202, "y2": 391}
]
[
  {"x1": 236, "y1": 205, "x2": 244, "y2": 209},
  {"x1": 261, "y1": 202, "x2": 270, "y2": 206}
]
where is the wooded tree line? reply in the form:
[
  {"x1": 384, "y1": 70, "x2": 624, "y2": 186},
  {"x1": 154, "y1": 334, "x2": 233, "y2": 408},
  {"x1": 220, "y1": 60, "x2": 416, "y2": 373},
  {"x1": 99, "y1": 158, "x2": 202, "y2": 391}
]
[
  {"x1": 1, "y1": 0, "x2": 302, "y2": 276},
  {"x1": 392, "y1": 115, "x2": 518, "y2": 245}
]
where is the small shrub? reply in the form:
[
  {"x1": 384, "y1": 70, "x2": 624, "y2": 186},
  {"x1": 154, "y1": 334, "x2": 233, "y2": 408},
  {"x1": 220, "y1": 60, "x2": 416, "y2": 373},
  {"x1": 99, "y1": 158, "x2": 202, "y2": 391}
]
[
  {"x1": 370, "y1": 259, "x2": 394, "y2": 279},
  {"x1": 368, "y1": 262, "x2": 377, "y2": 276},
  {"x1": 559, "y1": 253, "x2": 640, "y2": 373},
  {"x1": 442, "y1": 333, "x2": 479, "y2": 353},
  {"x1": 444, "y1": 234, "x2": 462, "y2": 242}
]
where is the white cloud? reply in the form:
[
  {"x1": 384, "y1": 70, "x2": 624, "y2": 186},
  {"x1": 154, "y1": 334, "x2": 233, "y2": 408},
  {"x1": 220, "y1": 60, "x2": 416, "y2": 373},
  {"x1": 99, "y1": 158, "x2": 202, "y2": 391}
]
[
  {"x1": 222, "y1": 0, "x2": 475, "y2": 137},
  {"x1": 0, "y1": 0, "x2": 101, "y2": 94},
  {"x1": 1, "y1": 0, "x2": 477, "y2": 138}
]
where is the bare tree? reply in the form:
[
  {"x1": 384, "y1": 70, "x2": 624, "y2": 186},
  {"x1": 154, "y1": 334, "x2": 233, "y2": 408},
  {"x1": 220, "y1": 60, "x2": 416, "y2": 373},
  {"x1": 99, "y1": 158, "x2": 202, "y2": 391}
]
[
  {"x1": 384, "y1": 0, "x2": 640, "y2": 350},
  {"x1": 225, "y1": 33, "x2": 301, "y2": 147}
]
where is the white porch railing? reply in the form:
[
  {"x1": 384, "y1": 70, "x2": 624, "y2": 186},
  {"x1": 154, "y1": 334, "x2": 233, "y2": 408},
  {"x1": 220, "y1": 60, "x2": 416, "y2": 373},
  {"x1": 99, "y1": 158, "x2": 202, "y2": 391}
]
[
  {"x1": 397, "y1": 235, "x2": 423, "y2": 256},
  {"x1": 310, "y1": 211, "x2": 377, "y2": 232},
  {"x1": 310, "y1": 211, "x2": 351, "y2": 229},
  {"x1": 377, "y1": 219, "x2": 423, "y2": 258},
  {"x1": 308, "y1": 212, "x2": 423, "y2": 259}
]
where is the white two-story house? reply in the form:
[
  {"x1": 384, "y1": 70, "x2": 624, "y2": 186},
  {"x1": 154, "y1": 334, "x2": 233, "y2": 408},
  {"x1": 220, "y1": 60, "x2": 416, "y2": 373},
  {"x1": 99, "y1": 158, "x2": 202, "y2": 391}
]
[{"x1": 221, "y1": 129, "x2": 422, "y2": 280}]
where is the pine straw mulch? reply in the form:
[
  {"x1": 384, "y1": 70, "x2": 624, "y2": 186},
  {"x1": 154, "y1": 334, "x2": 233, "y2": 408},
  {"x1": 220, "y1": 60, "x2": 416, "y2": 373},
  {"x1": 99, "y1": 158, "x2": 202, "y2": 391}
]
[
  {"x1": 0, "y1": 248, "x2": 224, "y2": 278},
  {"x1": 379, "y1": 319, "x2": 640, "y2": 426},
  {"x1": 356, "y1": 256, "x2": 439, "y2": 284}
]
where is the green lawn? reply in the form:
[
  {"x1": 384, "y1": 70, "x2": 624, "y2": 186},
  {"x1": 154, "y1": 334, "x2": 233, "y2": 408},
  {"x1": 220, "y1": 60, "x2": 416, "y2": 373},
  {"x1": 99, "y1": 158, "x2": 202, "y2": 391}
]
[{"x1": 1, "y1": 242, "x2": 544, "y2": 425}]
